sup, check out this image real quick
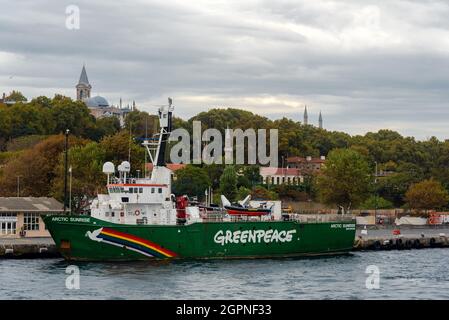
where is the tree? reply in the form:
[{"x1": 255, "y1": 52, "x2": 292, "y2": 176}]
[
  {"x1": 6, "y1": 90, "x2": 27, "y2": 102},
  {"x1": 172, "y1": 165, "x2": 210, "y2": 200},
  {"x1": 359, "y1": 196, "x2": 394, "y2": 210},
  {"x1": 242, "y1": 165, "x2": 262, "y2": 186},
  {"x1": 219, "y1": 165, "x2": 238, "y2": 202},
  {"x1": 236, "y1": 186, "x2": 251, "y2": 201},
  {"x1": 95, "y1": 117, "x2": 121, "y2": 139},
  {"x1": 50, "y1": 95, "x2": 96, "y2": 138},
  {"x1": 251, "y1": 185, "x2": 279, "y2": 200},
  {"x1": 316, "y1": 149, "x2": 371, "y2": 212},
  {"x1": 51, "y1": 142, "x2": 107, "y2": 212},
  {"x1": 405, "y1": 179, "x2": 449, "y2": 211},
  {"x1": 0, "y1": 135, "x2": 87, "y2": 196},
  {"x1": 100, "y1": 131, "x2": 145, "y2": 175},
  {"x1": 124, "y1": 110, "x2": 159, "y2": 138},
  {"x1": 203, "y1": 164, "x2": 224, "y2": 190}
]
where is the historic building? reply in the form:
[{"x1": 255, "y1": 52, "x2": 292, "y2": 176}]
[
  {"x1": 286, "y1": 156, "x2": 326, "y2": 174},
  {"x1": 76, "y1": 65, "x2": 133, "y2": 127},
  {"x1": 260, "y1": 167, "x2": 304, "y2": 185}
]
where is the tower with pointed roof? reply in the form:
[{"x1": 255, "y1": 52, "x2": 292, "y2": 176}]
[
  {"x1": 76, "y1": 65, "x2": 92, "y2": 101},
  {"x1": 303, "y1": 105, "x2": 308, "y2": 125},
  {"x1": 318, "y1": 111, "x2": 323, "y2": 129}
]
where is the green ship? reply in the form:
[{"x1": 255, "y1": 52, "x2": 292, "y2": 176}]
[{"x1": 44, "y1": 100, "x2": 356, "y2": 261}]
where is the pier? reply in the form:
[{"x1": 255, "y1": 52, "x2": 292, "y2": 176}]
[
  {"x1": 0, "y1": 237, "x2": 59, "y2": 258},
  {"x1": 354, "y1": 226, "x2": 449, "y2": 251}
]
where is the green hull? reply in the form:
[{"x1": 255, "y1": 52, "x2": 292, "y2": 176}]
[{"x1": 43, "y1": 215, "x2": 356, "y2": 261}]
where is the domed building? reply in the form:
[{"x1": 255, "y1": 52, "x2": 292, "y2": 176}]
[
  {"x1": 76, "y1": 65, "x2": 133, "y2": 127},
  {"x1": 84, "y1": 95, "x2": 110, "y2": 108}
]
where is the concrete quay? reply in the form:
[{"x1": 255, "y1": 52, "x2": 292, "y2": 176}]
[
  {"x1": 353, "y1": 226, "x2": 449, "y2": 251},
  {"x1": 0, "y1": 237, "x2": 59, "y2": 258}
]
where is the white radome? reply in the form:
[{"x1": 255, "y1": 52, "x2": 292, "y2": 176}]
[{"x1": 102, "y1": 161, "x2": 115, "y2": 174}]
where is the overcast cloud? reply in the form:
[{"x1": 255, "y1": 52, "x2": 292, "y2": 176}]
[{"x1": 1, "y1": 0, "x2": 449, "y2": 139}]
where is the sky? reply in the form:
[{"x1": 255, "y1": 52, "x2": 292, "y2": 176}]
[{"x1": 1, "y1": 0, "x2": 449, "y2": 140}]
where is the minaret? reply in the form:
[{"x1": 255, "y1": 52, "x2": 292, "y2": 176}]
[
  {"x1": 319, "y1": 111, "x2": 323, "y2": 129},
  {"x1": 76, "y1": 65, "x2": 92, "y2": 101},
  {"x1": 224, "y1": 126, "x2": 233, "y2": 164},
  {"x1": 303, "y1": 105, "x2": 308, "y2": 125}
]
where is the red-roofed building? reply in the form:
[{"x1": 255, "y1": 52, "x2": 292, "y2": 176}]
[
  {"x1": 286, "y1": 156, "x2": 326, "y2": 173},
  {"x1": 145, "y1": 163, "x2": 187, "y2": 180},
  {"x1": 260, "y1": 167, "x2": 304, "y2": 185}
]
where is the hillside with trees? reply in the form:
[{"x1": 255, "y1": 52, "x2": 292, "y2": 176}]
[{"x1": 2, "y1": 91, "x2": 449, "y2": 212}]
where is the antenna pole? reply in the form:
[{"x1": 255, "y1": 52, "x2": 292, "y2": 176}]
[
  {"x1": 128, "y1": 122, "x2": 132, "y2": 164},
  {"x1": 63, "y1": 129, "x2": 70, "y2": 214},
  {"x1": 145, "y1": 115, "x2": 148, "y2": 178}
]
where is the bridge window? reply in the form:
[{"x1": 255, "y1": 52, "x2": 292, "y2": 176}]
[
  {"x1": 139, "y1": 188, "x2": 143, "y2": 193},
  {"x1": 158, "y1": 188, "x2": 162, "y2": 193}
]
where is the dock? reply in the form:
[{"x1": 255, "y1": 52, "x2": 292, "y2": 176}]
[
  {"x1": 0, "y1": 237, "x2": 59, "y2": 258},
  {"x1": 353, "y1": 226, "x2": 449, "y2": 250}
]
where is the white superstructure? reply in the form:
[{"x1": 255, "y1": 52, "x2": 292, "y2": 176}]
[{"x1": 90, "y1": 99, "x2": 180, "y2": 225}]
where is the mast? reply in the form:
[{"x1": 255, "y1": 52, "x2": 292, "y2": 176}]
[
  {"x1": 143, "y1": 97, "x2": 174, "y2": 169},
  {"x1": 63, "y1": 129, "x2": 70, "y2": 214}
]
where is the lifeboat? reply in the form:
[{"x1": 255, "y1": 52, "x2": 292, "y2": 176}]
[{"x1": 224, "y1": 205, "x2": 272, "y2": 216}]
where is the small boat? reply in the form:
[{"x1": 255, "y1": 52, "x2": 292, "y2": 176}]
[
  {"x1": 224, "y1": 205, "x2": 272, "y2": 216},
  {"x1": 221, "y1": 195, "x2": 272, "y2": 216}
]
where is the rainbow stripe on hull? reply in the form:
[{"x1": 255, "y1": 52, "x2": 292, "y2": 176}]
[{"x1": 96, "y1": 228, "x2": 178, "y2": 259}]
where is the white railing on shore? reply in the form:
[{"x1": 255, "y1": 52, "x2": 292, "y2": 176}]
[{"x1": 288, "y1": 214, "x2": 355, "y2": 223}]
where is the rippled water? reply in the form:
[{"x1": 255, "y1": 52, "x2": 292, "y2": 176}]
[{"x1": 1, "y1": 249, "x2": 449, "y2": 299}]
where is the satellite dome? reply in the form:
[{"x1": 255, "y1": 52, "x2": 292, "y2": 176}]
[
  {"x1": 102, "y1": 162, "x2": 115, "y2": 174},
  {"x1": 120, "y1": 161, "x2": 131, "y2": 173},
  {"x1": 84, "y1": 95, "x2": 109, "y2": 108}
]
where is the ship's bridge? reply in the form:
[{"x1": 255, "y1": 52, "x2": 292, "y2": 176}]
[{"x1": 107, "y1": 180, "x2": 172, "y2": 204}]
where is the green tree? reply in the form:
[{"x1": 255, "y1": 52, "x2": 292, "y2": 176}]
[
  {"x1": 242, "y1": 165, "x2": 262, "y2": 186},
  {"x1": 251, "y1": 185, "x2": 279, "y2": 200},
  {"x1": 124, "y1": 110, "x2": 159, "y2": 138},
  {"x1": 203, "y1": 164, "x2": 224, "y2": 190},
  {"x1": 100, "y1": 131, "x2": 145, "y2": 175},
  {"x1": 359, "y1": 195, "x2": 394, "y2": 210},
  {"x1": 172, "y1": 165, "x2": 210, "y2": 200},
  {"x1": 219, "y1": 165, "x2": 238, "y2": 202},
  {"x1": 50, "y1": 95, "x2": 96, "y2": 137},
  {"x1": 405, "y1": 179, "x2": 449, "y2": 211},
  {"x1": 6, "y1": 90, "x2": 27, "y2": 102},
  {"x1": 0, "y1": 135, "x2": 87, "y2": 196},
  {"x1": 95, "y1": 117, "x2": 121, "y2": 138},
  {"x1": 236, "y1": 186, "x2": 251, "y2": 201},
  {"x1": 51, "y1": 142, "x2": 107, "y2": 212},
  {"x1": 316, "y1": 149, "x2": 371, "y2": 212}
]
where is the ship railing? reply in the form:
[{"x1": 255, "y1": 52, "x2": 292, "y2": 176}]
[{"x1": 200, "y1": 210, "x2": 225, "y2": 222}]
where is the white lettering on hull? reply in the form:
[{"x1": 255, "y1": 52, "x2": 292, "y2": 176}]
[
  {"x1": 51, "y1": 216, "x2": 91, "y2": 223},
  {"x1": 214, "y1": 229, "x2": 297, "y2": 246}
]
